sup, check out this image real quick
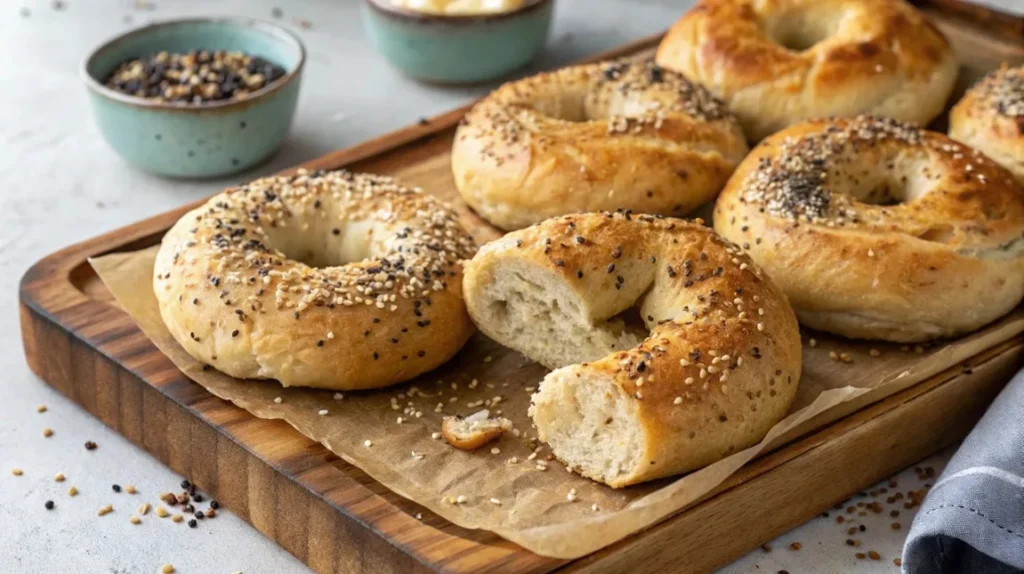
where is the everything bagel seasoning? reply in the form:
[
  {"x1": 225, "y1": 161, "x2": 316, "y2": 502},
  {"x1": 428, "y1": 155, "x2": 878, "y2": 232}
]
[{"x1": 105, "y1": 50, "x2": 286, "y2": 104}]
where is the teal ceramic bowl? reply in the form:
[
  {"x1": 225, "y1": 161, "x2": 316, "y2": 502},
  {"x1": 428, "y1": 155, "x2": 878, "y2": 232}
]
[
  {"x1": 82, "y1": 18, "x2": 305, "y2": 178},
  {"x1": 361, "y1": 0, "x2": 553, "y2": 84}
]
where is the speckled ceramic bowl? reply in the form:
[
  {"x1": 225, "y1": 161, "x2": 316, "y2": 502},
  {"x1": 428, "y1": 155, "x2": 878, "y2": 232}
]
[
  {"x1": 82, "y1": 18, "x2": 305, "y2": 178},
  {"x1": 361, "y1": 0, "x2": 553, "y2": 84}
]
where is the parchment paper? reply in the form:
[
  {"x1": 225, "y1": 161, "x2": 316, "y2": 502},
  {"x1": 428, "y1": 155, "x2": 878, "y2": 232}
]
[{"x1": 91, "y1": 246, "x2": 1024, "y2": 559}]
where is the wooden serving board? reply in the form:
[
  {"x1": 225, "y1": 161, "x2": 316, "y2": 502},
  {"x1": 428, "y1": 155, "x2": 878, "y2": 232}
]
[{"x1": 18, "y1": 3, "x2": 1024, "y2": 573}]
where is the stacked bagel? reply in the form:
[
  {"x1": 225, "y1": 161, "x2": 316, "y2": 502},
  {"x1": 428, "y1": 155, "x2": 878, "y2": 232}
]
[{"x1": 155, "y1": 0, "x2": 1024, "y2": 489}]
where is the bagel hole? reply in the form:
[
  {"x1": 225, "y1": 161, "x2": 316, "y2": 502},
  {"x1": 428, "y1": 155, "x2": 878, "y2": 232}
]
[
  {"x1": 762, "y1": 8, "x2": 840, "y2": 53},
  {"x1": 773, "y1": 28, "x2": 826, "y2": 52},
  {"x1": 263, "y1": 219, "x2": 382, "y2": 269},
  {"x1": 601, "y1": 304, "x2": 650, "y2": 347}
]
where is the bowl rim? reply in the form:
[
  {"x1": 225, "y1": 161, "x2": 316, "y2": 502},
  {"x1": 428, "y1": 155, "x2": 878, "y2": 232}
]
[
  {"x1": 363, "y1": 0, "x2": 552, "y2": 23},
  {"x1": 80, "y1": 17, "x2": 306, "y2": 111}
]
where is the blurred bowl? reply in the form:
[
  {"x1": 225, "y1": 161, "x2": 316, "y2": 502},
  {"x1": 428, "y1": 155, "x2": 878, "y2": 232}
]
[
  {"x1": 82, "y1": 18, "x2": 305, "y2": 178},
  {"x1": 361, "y1": 0, "x2": 553, "y2": 84}
]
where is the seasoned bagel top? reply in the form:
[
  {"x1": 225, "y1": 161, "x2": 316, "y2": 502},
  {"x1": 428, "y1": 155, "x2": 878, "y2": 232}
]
[
  {"x1": 153, "y1": 169, "x2": 477, "y2": 390},
  {"x1": 719, "y1": 116, "x2": 1024, "y2": 253},
  {"x1": 452, "y1": 59, "x2": 749, "y2": 229},
  {"x1": 655, "y1": 0, "x2": 958, "y2": 140}
]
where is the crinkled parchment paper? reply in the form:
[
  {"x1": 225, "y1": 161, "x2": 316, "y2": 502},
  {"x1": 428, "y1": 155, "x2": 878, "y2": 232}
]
[{"x1": 91, "y1": 247, "x2": 1024, "y2": 559}]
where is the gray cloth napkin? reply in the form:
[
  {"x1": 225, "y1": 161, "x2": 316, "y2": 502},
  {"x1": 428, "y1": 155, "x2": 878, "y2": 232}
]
[{"x1": 902, "y1": 368, "x2": 1024, "y2": 573}]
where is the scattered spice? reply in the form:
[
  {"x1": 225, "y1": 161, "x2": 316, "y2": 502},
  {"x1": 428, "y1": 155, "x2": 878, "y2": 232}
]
[
  {"x1": 45, "y1": 500, "x2": 55, "y2": 510},
  {"x1": 84, "y1": 441, "x2": 98, "y2": 450}
]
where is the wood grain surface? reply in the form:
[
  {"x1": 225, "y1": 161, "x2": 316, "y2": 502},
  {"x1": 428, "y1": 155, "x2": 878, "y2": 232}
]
[{"x1": 18, "y1": 2, "x2": 1024, "y2": 573}]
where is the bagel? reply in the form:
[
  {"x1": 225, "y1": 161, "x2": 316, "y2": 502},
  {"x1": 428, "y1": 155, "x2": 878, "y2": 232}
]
[
  {"x1": 153, "y1": 169, "x2": 477, "y2": 390},
  {"x1": 714, "y1": 116, "x2": 1024, "y2": 342},
  {"x1": 462, "y1": 212, "x2": 802, "y2": 487},
  {"x1": 950, "y1": 64, "x2": 1024, "y2": 183},
  {"x1": 451, "y1": 59, "x2": 749, "y2": 230},
  {"x1": 655, "y1": 0, "x2": 958, "y2": 142}
]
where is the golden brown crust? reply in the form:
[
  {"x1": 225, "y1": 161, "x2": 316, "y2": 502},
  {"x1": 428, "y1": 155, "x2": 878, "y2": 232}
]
[
  {"x1": 714, "y1": 116, "x2": 1024, "y2": 342},
  {"x1": 655, "y1": 0, "x2": 958, "y2": 141},
  {"x1": 949, "y1": 64, "x2": 1024, "y2": 183},
  {"x1": 153, "y1": 170, "x2": 477, "y2": 390},
  {"x1": 465, "y1": 212, "x2": 802, "y2": 486},
  {"x1": 452, "y1": 60, "x2": 748, "y2": 230}
]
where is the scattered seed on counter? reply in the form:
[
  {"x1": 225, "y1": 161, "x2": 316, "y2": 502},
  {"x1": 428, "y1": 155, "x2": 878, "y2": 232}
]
[
  {"x1": 489, "y1": 498, "x2": 502, "y2": 506},
  {"x1": 363, "y1": 440, "x2": 373, "y2": 448},
  {"x1": 188, "y1": 519, "x2": 198, "y2": 528},
  {"x1": 37, "y1": 405, "x2": 48, "y2": 413},
  {"x1": 868, "y1": 551, "x2": 881, "y2": 560},
  {"x1": 156, "y1": 506, "x2": 169, "y2": 518},
  {"x1": 43, "y1": 428, "x2": 54, "y2": 438},
  {"x1": 11, "y1": 468, "x2": 23, "y2": 476},
  {"x1": 130, "y1": 516, "x2": 141, "y2": 525},
  {"x1": 273, "y1": 397, "x2": 282, "y2": 404},
  {"x1": 789, "y1": 542, "x2": 802, "y2": 551},
  {"x1": 104, "y1": 50, "x2": 287, "y2": 104},
  {"x1": 318, "y1": 409, "x2": 329, "y2": 416},
  {"x1": 161, "y1": 564, "x2": 175, "y2": 573},
  {"x1": 125, "y1": 485, "x2": 137, "y2": 494},
  {"x1": 171, "y1": 514, "x2": 183, "y2": 523},
  {"x1": 45, "y1": 500, "x2": 55, "y2": 510},
  {"x1": 209, "y1": 500, "x2": 220, "y2": 510},
  {"x1": 54, "y1": 472, "x2": 65, "y2": 482},
  {"x1": 112, "y1": 484, "x2": 122, "y2": 493},
  {"x1": 566, "y1": 489, "x2": 577, "y2": 502},
  {"x1": 206, "y1": 508, "x2": 217, "y2": 518},
  {"x1": 97, "y1": 504, "x2": 114, "y2": 516},
  {"x1": 138, "y1": 503, "x2": 151, "y2": 515},
  {"x1": 84, "y1": 441, "x2": 98, "y2": 451},
  {"x1": 68, "y1": 486, "x2": 79, "y2": 497}
]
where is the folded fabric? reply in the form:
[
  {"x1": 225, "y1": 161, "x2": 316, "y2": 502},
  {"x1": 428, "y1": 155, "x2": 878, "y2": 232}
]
[{"x1": 902, "y1": 368, "x2": 1024, "y2": 573}]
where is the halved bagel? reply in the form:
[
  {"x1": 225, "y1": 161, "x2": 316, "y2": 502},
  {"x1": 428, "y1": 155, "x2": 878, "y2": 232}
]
[{"x1": 463, "y1": 212, "x2": 802, "y2": 487}]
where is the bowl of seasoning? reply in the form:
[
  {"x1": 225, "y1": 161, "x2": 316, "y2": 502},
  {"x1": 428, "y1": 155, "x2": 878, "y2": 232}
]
[
  {"x1": 82, "y1": 18, "x2": 305, "y2": 178},
  {"x1": 361, "y1": 0, "x2": 553, "y2": 84}
]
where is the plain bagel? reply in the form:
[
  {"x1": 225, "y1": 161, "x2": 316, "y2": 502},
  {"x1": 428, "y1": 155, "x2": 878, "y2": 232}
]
[
  {"x1": 949, "y1": 64, "x2": 1024, "y2": 182},
  {"x1": 463, "y1": 212, "x2": 802, "y2": 487},
  {"x1": 655, "y1": 0, "x2": 958, "y2": 142},
  {"x1": 714, "y1": 116, "x2": 1024, "y2": 342},
  {"x1": 153, "y1": 169, "x2": 477, "y2": 390},
  {"x1": 452, "y1": 59, "x2": 748, "y2": 230}
]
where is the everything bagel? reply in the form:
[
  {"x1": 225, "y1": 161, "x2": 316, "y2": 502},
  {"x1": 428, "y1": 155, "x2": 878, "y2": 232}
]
[
  {"x1": 950, "y1": 64, "x2": 1024, "y2": 183},
  {"x1": 463, "y1": 212, "x2": 802, "y2": 487},
  {"x1": 655, "y1": 0, "x2": 958, "y2": 141},
  {"x1": 714, "y1": 116, "x2": 1024, "y2": 342},
  {"x1": 154, "y1": 170, "x2": 477, "y2": 390},
  {"x1": 452, "y1": 60, "x2": 748, "y2": 230}
]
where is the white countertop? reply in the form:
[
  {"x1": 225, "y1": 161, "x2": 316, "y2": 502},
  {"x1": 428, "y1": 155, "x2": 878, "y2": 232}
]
[{"x1": 0, "y1": 1, "x2": 1018, "y2": 572}]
